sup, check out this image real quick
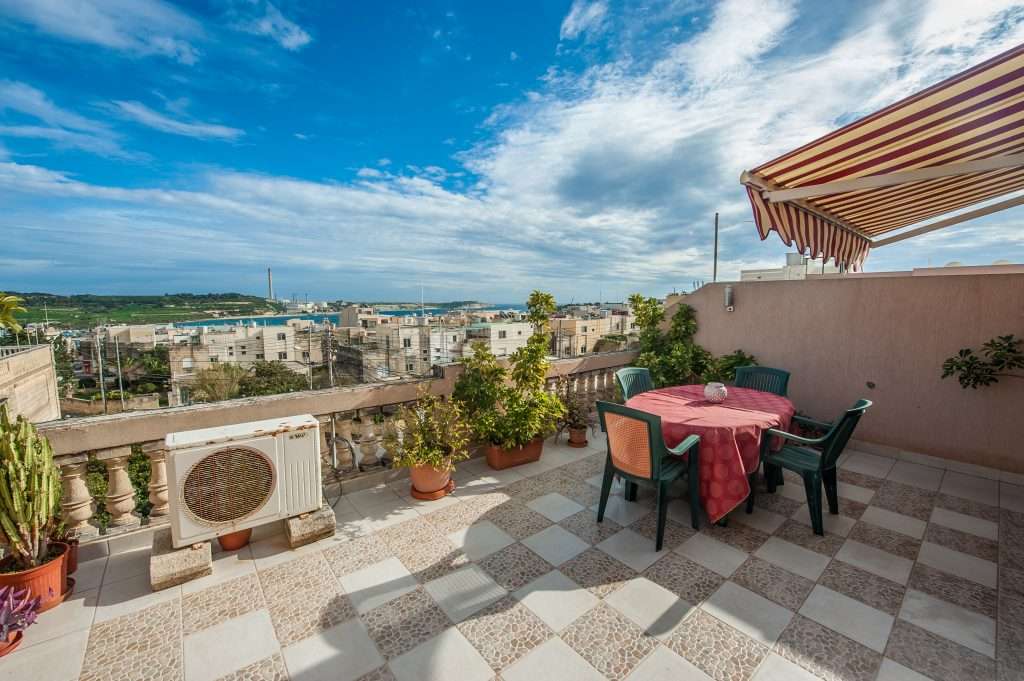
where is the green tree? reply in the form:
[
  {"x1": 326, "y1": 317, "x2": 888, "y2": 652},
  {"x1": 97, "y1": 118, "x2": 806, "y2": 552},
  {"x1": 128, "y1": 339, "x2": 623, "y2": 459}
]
[
  {"x1": 192, "y1": 364, "x2": 246, "y2": 402},
  {"x1": 239, "y1": 361, "x2": 307, "y2": 397},
  {"x1": 0, "y1": 293, "x2": 26, "y2": 334},
  {"x1": 51, "y1": 337, "x2": 75, "y2": 396}
]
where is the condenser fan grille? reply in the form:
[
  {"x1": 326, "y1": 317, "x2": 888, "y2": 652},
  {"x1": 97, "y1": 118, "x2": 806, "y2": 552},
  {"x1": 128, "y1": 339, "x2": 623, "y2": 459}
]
[{"x1": 182, "y1": 446, "x2": 275, "y2": 524}]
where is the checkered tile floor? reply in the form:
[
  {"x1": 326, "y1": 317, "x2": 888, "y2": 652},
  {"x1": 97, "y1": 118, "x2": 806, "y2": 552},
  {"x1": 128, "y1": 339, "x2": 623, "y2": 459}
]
[{"x1": 7, "y1": 438, "x2": 1024, "y2": 681}]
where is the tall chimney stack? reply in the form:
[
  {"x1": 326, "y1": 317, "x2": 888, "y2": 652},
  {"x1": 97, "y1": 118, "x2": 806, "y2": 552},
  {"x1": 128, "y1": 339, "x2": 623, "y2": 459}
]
[{"x1": 267, "y1": 267, "x2": 274, "y2": 301}]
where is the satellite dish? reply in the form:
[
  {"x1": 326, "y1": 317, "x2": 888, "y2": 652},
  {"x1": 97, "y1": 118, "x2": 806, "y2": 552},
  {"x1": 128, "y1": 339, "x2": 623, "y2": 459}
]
[{"x1": 944, "y1": 261, "x2": 962, "y2": 267}]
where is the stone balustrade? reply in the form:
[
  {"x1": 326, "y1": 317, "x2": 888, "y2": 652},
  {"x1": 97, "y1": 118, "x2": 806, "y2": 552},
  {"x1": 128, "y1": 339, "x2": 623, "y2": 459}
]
[{"x1": 41, "y1": 350, "x2": 636, "y2": 542}]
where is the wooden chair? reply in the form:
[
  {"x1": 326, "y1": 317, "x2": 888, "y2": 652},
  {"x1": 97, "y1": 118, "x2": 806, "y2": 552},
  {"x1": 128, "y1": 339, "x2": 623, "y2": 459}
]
[
  {"x1": 734, "y1": 366, "x2": 790, "y2": 397},
  {"x1": 596, "y1": 401, "x2": 700, "y2": 550},
  {"x1": 614, "y1": 367, "x2": 654, "y2": 401},
  {"x1": 750, "y1": 400, "x2": 872, "y2": 535}
]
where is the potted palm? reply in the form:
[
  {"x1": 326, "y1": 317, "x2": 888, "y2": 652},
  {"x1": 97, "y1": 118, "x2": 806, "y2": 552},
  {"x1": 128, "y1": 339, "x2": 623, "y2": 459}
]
[
  {"x1": 454, "y1": 291, "x2": 566, "y2": 470},
  {"x1": 555, "y1": 377, "x2": 596, "y2": 448},
  {"x1": 384, "y1": 388, "x2": 471, "y2": 500},
  {"x1": 0, "y1": 406, "x2": 68, "y2": 612}
]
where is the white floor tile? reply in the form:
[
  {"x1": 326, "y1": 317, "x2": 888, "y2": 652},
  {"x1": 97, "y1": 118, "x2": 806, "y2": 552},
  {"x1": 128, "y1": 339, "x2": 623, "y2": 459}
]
[
  {"x1": 604, "y1": 577, "x2": 696, "y2": 640},
  {"x1": 887, "y1": 461, "x2": 943, "y2": 491},
  {"x1": 916, "y1": 542, "x2": 996, "y2": 589},
  {"x1": 592, "y1": 495, "x2": 652, "y2": 526},
  {"x1": 344, "y1": 485, "x2": 406, "y2": 514},
  {"x1": 182, "y1": 545, "x2": 257, "y2": 595},
  {"x1": 835, "y1": 540, "x2": 913, "y2": 585},
  {"x1": 776, "y1": 481, "x2": 809, "y2": 503},
  {"x1": 733, "y1": 507, "x2": 787, "y2": 535},
  {"x1": 799, "y1": 585, "x2": 893, "y2": 652},
  {"x1": 282, "y1": 618, "x2": 384, "y2": 681},
  {"x1": 339, "y1": 557, "x2": 417, "y2": 613},
  {"x1": 754, "y1": 537, "x2": 830, "y2": 581},
  {"x1": 447, "y1": 520, "x2": 515, "y2": 561},
  {"x1": 1000, "y1": 482, "x2": 1024, "y2": 513},
  {"x1": 752, "y1": 653, "x2": 822, "y2": 681},
  {"x1": 502, "y1": 637, "x2": 605, "y2": 681},
  {"x1": 102, "y1": 546, "x2": 151, "y2": 585},
  {"x1": 837, "y1": 482, "x2": 875, "y2": 504},
  {"x1": 701, "y1": 582, "x2": 793, "y2": 646},
  {"x1": 95, "y1": 572, "x2": 181, "y2": 623},
  {"x1": 596, "y1": 528, "x2": 664, "y2": 572},
  {"x1": 184, "y1": 609, "x2": 278, "y2": 681},
  {"x1": 665, "y1": 498, "x2": 697, "y2": 527},
  {"x1": 876, "y1": 658, "x2": 934, "y2": 681},
  {"x1": 0, "y1": 626, "x2": 88, "y2": 681},
  {"x1": 73, "y1": 556, "x2": 108, "y2": 592},
  {"x1": 791, "y1": 505, "x2": 857, "y2": 536},
  {"x1": 623, "y1": 645, "x2": 712, "y2": 680},
  {"x1": 522, "y1": 525, "x2": 589, "y2": 566},
  {"x1": 841, "y1": 452, "x2": 895, "y2": 479},
  {"x1": 424, "y1": 565, "x2": 506, "y2": 623},
  {"x1": 20, "y1": 587, "x2": 97, "y2": 648},
  {"x1": 513, "y1": 570, "x2": 599, "y2": 632},
  {"x1": 527, "y1": 493, "x2": 585, "y2": 522},
  {"x1": 899, "y1": 589, "x2": 995, "y2": 658},
  {"x1": 677, "y1": 533, "x2": 748, "y2": 577},
  {"x1": 860, "y1": 506, "x2": 927, "y2": 540},
  {"x1": 939, "y1": 472, "x2": 998, "y2": 504},
  {"x1": 929, "y1": 507, "x2": 998, "y2": 541},
  {"x1": 390, "y1": 628, "x2": 493, "y2": 681}
]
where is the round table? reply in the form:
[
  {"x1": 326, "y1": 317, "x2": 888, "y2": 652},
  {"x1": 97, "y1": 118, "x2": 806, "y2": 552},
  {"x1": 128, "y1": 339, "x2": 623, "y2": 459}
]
[{"x1": 625, "y1": 385, "x2": 795, "y2": 522}]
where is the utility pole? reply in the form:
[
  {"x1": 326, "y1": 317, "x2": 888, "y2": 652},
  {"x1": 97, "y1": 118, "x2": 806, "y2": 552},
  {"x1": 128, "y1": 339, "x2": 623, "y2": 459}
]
[
  {"x1": 713, "y1": 212, "x2": 720, "y2": 283},
  {"x1": 327, "y1": 325, "x2": 335, "y2": 388},
  {"x1": 113, "y1": 336, "x2": 126, "y2": 411},
  {"x1": 95, "y1": 333, "x2": 107, "y2": 414},
  {"x1": 307, "y1": 331, "x2": 313, "y2": 389}
]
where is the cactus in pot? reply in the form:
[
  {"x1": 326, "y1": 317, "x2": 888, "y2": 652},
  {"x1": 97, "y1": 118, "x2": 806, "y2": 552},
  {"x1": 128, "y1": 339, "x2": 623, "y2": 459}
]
[{"x1": 0, "y1": 405, "x2": 62, "y2": 570}]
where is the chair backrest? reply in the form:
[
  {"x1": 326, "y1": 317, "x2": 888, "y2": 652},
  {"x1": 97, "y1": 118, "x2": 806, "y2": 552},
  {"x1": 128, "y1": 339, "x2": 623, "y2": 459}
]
[
  {"x1": 596, "y1": 401, "x2": 665, "y2": 480},
  {"x1": 818, "y1": 399, "x2": 872, "y2": 470},
  {"x1": 615, "y1": 367, "x2": 654, "y2": 401},
  {"x1": 734, "y1": 366, "x2": 790, "y2": 397}
]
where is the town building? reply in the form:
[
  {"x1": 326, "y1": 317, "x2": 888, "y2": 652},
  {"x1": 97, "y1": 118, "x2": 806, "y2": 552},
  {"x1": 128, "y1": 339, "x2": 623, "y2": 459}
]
[
  {"x1": 740, "y1": 253, "x2": 841, "y2": 281},
  {"x1": 0, "y1": 345, "x2": 61, "y2": 422}
]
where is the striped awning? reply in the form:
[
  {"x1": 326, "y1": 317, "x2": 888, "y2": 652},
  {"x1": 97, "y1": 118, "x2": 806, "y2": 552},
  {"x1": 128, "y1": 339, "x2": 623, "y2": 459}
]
[{"x1": 741, "y1": 42, "x2": 1024, "y2": 270}]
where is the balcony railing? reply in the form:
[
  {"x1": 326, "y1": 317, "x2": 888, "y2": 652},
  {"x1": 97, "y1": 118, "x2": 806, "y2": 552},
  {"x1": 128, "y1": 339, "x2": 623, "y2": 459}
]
[{"x1": 36, "y1": 350, "x2": 637, "y2": 542}]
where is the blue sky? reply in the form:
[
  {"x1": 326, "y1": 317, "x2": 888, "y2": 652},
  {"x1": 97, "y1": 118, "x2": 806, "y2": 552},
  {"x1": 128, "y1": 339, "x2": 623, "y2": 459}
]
[{"x1": 1, "y1": 0, "x2": 1022, "y2": 302}]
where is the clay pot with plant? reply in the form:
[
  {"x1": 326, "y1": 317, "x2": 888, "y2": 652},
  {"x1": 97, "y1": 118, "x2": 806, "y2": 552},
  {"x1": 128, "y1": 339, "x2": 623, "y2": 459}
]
[
  {"x1": 453, "y1": 291, "x2": 566, "y2": 470},
  {"x1": 0, "y1": 586, "x2": 41, "y2": 656},
  {"x1": 383, "y1": 387, "x2": 471, "y2": 500},
  {"x1": 0, "y1": 406, "x2": 69, "y2": 612},
  {"x1": 50, "y1": 523, "x2": 79, "y2": 575},
  {"x1": 555, "y1": 377, "x2": 597, "y2": 448}
]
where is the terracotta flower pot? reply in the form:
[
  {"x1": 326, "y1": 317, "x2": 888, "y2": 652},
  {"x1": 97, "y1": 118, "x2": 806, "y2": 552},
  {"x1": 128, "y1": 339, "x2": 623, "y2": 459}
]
[
  {"x1": 485, "y1": 437, "x2": 544, "y2": 470},
  {"x1": 0, "y1": 631, "x2": 23, "y2": 658},
  {"x1": 64, "y1": 538, "x2": 80, "y2": 575},
  {"x1": 409, "y1": 465, "x2": 454, "y2": 500},
  {"x1": 217, "y1": 528, "x2": 252, "y2": 552},
  {"x1": 0, "y1": 542, "x2": 69, "y2": 613},
  {"x1": 568, "y1": 428, "x2": 588, "y2": 448}
]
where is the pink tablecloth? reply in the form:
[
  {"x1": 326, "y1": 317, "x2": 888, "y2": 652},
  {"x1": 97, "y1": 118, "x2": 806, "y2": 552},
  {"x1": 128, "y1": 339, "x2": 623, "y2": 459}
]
[{"x1": 626, "y1": 385, "x2": 795, "y2": 522}]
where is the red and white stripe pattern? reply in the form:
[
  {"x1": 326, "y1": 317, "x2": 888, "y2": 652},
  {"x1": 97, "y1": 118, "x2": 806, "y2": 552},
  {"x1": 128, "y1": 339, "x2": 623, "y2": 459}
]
[{"x1": 743, "y1": 42, "x2": 1024, "y2": 269}]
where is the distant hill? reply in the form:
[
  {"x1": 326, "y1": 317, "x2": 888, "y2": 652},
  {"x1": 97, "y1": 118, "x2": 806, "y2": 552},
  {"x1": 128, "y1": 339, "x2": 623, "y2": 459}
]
[{"x1": 8, "y1": 292, "x2": 283, "y2": 327}]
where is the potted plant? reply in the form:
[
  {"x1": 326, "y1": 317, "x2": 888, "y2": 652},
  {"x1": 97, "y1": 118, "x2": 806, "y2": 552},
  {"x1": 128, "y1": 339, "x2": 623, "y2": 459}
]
[
  {"x1": 51, "y1": 523, "x2": 79, "y2": 575},
  {"x1": 383, "y1": 387, "x2": 471, "y2": 500},
  {"x1": 555, "y1": 377, "x2": 597, "y2": 448},
  {"x1": 0, "y1": 406, "x2": 68, "y2": 612},
  {"x1": 454, "y1": 291, "x2": 566, "y2": 470},
  {"x1": 0, "y1": 586, "x2": 40, "y2": 656}
]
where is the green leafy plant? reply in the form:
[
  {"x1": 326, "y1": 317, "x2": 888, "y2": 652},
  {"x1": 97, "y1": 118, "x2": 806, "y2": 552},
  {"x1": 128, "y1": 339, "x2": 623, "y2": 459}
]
[
  {"x1": 554, "y1": 376, "x2": 597, "y2": 439},
  {"x1": 0, "y1": 405, "x2": 62, "y2": 570},
  {"x1": 383, "y1": 387, "x2": 471, "y2": 471},
  {"x1": 238, "y1": 361, "x2": 307, "y2": 397},
  {"x1": 0, "y1": 293, "x2": 26, "y2": 334},
  {"x1": 704, "y1": 349, "x2": 759, "y2": 383},
  {"x1": 942, "y1": 335, "x2": 1024, "y2": 389},
  {"x1": 454, "y1": 290, "x2": 566, "y2": 449}
]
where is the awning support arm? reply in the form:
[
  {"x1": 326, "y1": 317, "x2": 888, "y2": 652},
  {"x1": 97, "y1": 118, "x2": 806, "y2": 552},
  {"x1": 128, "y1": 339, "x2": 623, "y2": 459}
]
[
  {"x1": 763, "y1": 153, "x2": 1024, "y2": 202},
  {"x1": 871, "y1": 194, "x2": 1024, "y2": 248}
]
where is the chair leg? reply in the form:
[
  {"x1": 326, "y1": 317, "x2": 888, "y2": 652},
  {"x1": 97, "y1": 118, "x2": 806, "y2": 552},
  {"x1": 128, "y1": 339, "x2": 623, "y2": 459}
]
[
  {"x1": 687, "y1": 450, "x2": 700, "y2": 530},
  {"x1": 624, "y1": 481, "x2": 639, "y2": 502},
  {"x1": 745, "y1": 470, "x2": 757, "y2": 514},
  {"x1": 803, "y1": 473, "x2": 824, "y2": 535},
  {"x1": 765, "y1": 463, "x2": 780, "y2": 493},
  {"x1": 655, "y1": 481, "x2": 668, "y2": 551},
  {"x1": 597, "y1": 459, "x2": 614, "y2": 523},
  {"x1": 822, "y1": 468, "x2": 839, "y2": 515}
]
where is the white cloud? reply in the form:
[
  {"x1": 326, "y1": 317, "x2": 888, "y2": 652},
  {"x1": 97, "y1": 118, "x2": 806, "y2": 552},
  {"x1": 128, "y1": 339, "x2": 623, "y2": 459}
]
[
  {"x1": 510, "y1": 50, "x2": 519, "y2": 61},
  {"x1": 107, "y1": 101, "x2": 243, "y2": 141},
  {"x1": 560, "y1": 0, "x2": 608, "y2": 41},
  {"x1": 231, "y1": 1, "x2": 312, "y2": 51},
  {"x1": 0, "y1": 0, "x2": 201, "y2": 64}
]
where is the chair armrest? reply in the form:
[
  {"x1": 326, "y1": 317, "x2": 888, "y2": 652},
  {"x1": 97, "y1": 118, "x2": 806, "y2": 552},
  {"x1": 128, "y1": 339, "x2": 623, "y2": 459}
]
[
  {"x1": 667, "y1": 434, "x2": 700, "y2": 456},
  {"x1": 765, "y1": 427, "x2": 829, "y2": 446},
  {"x1": 792, "y1": 414, "x2": 832, "y2": 430}
]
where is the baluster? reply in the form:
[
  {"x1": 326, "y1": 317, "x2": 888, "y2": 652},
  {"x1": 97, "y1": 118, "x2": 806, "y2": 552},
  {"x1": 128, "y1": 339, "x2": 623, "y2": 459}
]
[
  {"x1": 101, "y1": 447, "x2": 140, "y2": 529},
  {"x1": 59, "y1": 460, "x2": 96, "y2": 536},
  {"x1": 585, "y1": 371, "x2": 598, "y2": 407},
  {"x1": 142, "y1": 442, "x2": 169, "y2": 519},
  {"x1": 337, "y1": 415, "x2": 356, "y2": 471},
  {"x1": 358, "y1": 410, "x2": 379, "y2": 467}
]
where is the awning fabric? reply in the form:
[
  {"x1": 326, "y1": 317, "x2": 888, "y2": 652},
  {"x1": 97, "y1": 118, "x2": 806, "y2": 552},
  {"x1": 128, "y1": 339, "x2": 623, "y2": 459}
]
[{"x1": 741, "y1": 43, "x2": 1024, "y2": 269}]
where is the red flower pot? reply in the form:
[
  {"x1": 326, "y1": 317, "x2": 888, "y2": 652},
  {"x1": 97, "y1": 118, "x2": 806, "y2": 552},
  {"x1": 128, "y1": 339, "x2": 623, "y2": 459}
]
[
  {"x1": 485, "y1": 437, "x2": 544, "y2": 470},
  {"x1": 568, "y1": 428, "x2": 588, "y2": 448},
  {"x1": 0, "y1": 631, "x2": 23, "y2": 658},
  {"x1": 409, "y1": 465, "x2": 455, "y2": 500},
  {"x1": 217, "y1": 529, "x2": 252, "y2": 552},
  {"x1": 0, "y1": 542, "x2": 69, "y2": 613}
]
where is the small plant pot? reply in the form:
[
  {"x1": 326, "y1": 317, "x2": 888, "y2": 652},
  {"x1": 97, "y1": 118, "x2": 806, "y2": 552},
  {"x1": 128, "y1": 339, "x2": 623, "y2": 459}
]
[
  {"x1": 217, "y1": 529, "x2": 253, "y2": 552},
  {"x1": 64, "y1": 538, "x2": 80, "y2": 575},
  {"x1": 409, "y1": 465, "x2": 454, "y2": 500},
  {"x1": 0, "y1": 631, "x2": 23, "y2": 658},
  {"x1": 568, "y1": 428, "x2": 588, "y2": 448},
  {"x1": 0, "y1": 542, "x2": 69, "y2": 613},
  {"x1": 485, "y1": 437, "x2": 544, "y2": 470}
]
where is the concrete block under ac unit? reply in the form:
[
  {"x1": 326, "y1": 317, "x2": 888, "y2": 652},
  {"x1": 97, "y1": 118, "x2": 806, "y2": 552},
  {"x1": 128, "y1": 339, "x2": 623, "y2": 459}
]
[
  {"x1": 285, "y1": 504, "x2": 336, "y2": 548},
  {"x1": 150, "y1": 526, "x2": 212, "y2": 591}
]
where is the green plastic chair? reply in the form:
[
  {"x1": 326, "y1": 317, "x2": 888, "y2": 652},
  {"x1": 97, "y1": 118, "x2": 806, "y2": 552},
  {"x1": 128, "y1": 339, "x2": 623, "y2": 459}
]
[
  {"x1": 750, "y1": 400, "x2": 872, "y2": 535},
  {"x1": 596, "y1": 401, "x2": 700, "y2": 550},
  {"x1": 734, "y1": 366, "x2": 790, "y2": 397},
  {"x1": 614, "y1": 367, "x2": 654, "y2": 401}
]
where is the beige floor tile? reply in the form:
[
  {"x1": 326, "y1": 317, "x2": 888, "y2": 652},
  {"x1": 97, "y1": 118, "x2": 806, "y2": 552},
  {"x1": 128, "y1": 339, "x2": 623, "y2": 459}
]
[
  {"x1": 19, "y1": 587, "x2": 97, "y2": 648},
  {"x1": 0, "y1": 627, "x2": 89, "y2": 681},
  {"x1": 799, "y1": 584, "x2": 893, "y2": 653},
  {"x1": 622, "y1": 645, "x2": 712, "y2": 681},
  {"x1": 502, "y1": 637, "x2": 604, "y2": 681},
  {"x1": 677, "y1": 533, "x2": 748, "y2": 577},
  {"x1": 597, "y1": 528, "x2": 665, "y2": 572},
  {"x1": 875, "y1": 658, "x2": 934, "y2": 681},
  {"x1": 424, "y1": 565, "x2": 506, "y2": 623},
  {"x1": 930, "y1": 506, "x2": 998, "y2": 540},
  {"x1": 701, "y1": 582, "x2": 794, "y2": 646},
  {"x1": 754, "y1": 537, "x2": 830, "y2": 581},
  {"x1": 940, "y1": 472, "x2": 999, "y2": 505},
  {"x1": 513, "y1": 569, "x2": 599, "y2": 632},
  {"x1": 282, "y1": 618, "x2": 384, "y2": 681},
  {"x1": 94, "y1": 572, "x2": 181, "y2": 623},
  {"x1": 887, "y1": 462, "x2": 943, "y2": 491},
  {"x1": 527, "y1": 492, "x2": 585, "y2": 522},
  {"x1": 389, "y1": 628, "x2": 493, "y2": 681},
  {"x1": 522, "y1": 525, "x2": 589, "y2": 566},
  {"x1": 835, "y1": 539, "x2": 913, "y2": 585},
  {"x1": 183, "y1": 609, "x2": 278, "y2": 681},
  {"x1": 861, "y1": 506, "x2": 927, "y2": 539},
  {"x1": 899, "y1": 589, "x2": 995, "y2": 658},
  {"x1": 340, "y1": 557, "x2": 418, "y2": 614},
  {"x1": 916, "y1": 541, "x2": 996, "y2": 588},
  {"x1": 752, "y1": 653, "x2": 823, "y2": 681},
  {"x1": 604, "y1": 576, "x2": 696, "y2": 640}
]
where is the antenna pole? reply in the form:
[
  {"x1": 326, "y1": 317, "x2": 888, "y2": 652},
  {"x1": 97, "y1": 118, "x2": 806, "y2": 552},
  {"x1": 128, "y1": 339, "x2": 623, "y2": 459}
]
[
  {"x1": 713, "y1": 212, "x2": 719, "y2": 283},
  {"x1": 114, "y1": 336, "x2": 126, "y2": 411},
  {"x1": 95, "y1": 332, "x2": 107, "y2": 414}
]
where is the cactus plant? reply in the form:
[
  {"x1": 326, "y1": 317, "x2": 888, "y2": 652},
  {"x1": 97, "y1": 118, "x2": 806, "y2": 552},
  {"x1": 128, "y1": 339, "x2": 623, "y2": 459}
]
[{"x1": 0, "y1": 405, "x2": 62, "y2": 570}]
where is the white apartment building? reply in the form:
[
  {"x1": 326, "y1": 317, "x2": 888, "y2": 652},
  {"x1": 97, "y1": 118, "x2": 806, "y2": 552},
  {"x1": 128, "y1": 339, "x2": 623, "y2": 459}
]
[{"x1": 740, "y1": 253, "x2": 841, "y2": 281}]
